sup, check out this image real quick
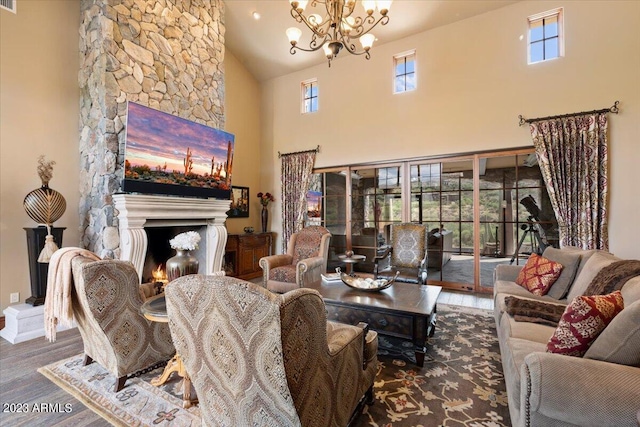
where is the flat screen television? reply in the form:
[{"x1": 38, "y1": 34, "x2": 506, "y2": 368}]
[{"x1": 123, "y1": 102, "x2": 234, "y2": 199}]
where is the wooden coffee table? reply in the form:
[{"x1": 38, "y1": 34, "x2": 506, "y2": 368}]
[{"x1": 307, "y1": 279, "x2": 442, "y2": 367}]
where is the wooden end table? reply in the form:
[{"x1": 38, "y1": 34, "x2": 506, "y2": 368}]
[
  {"x1": 307, "y1": 279, "x2": 442, "y2": 367},
  {"x1": 140, "y1": 294, "x2": 197, "y2": 409}
]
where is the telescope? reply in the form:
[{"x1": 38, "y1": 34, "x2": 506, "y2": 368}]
[
  {"x1": 510, "y1": 195, "x2": 551, "y2": 264},
  {"x1": 520, "y1": 195, "x2": 553, "y2": 231},
  {"x1": 520, "y1": 195, "x2": 540, "y2": 220}
]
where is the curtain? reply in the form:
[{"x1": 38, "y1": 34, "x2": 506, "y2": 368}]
[
  {"x1": 281, "y1": 151, "x2": 317, "y2": 252},
  {"x1": 530, "y1": 113, "x2": 609, "y2": 250}
]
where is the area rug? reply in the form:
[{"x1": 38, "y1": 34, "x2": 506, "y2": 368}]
[
  {"x1": 355, "y1": 304, "x2": 510, "y2": 426},
  {"x1": 39, "y1": 304, "x2": 510, "y2": 427},
  {"x1": 38, "y1": 355, "x2": 201, "y2": 427}
]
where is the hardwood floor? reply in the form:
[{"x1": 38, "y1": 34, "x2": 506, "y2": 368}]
[
  {"x1": 438, "y1": 289, "x2": 495, "y2": 310},
  {"x1": 0, "y1": 328, "x2": 108, "y2": 426},
  {"x1": 0, "y1": 287, "x2": 494, "y2": 426}
]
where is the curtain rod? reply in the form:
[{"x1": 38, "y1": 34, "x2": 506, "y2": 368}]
[
  {"x1": 278, "y1": 145, "x2": 320, "y2": 158},
  {"x1": 518, "y1": 101, "x2": 620, "y2": 126}
]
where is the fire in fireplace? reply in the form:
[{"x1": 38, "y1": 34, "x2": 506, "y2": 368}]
[
  {"x1": 151, "y1": 265, "x2": 167, "y2": 283},
  {"x1": 142, "y1": 226, "x2": 203, "y2": 284}
]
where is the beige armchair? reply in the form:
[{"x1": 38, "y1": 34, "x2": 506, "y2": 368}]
[
  {"x1": 259, "y1": 226, "x2": 331, "y2": 293},
  {"x1": 165, "y1": 275, "x2": 378, "y2": 427},
  {"x1": 375, "y1": 223, "x2": 429, "y2": 284},
  {"x1": 70, "y1": 256, "x2": 175, "y2": 391}
]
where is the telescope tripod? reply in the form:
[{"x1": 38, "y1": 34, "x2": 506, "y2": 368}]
[{"x1": 510, "y1": 220, "x2": 548, "y2": 265}]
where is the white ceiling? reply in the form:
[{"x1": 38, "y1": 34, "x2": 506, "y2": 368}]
[{"x1": 224, "y1": 0, "x2": 520, "y2": 82}]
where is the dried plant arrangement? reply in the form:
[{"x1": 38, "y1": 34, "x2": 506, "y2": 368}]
[{"x1": 37, "y1": 155, "x2": 56, "y2": 187}]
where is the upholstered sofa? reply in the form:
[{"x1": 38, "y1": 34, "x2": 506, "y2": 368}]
[
  {"x1": 493, "y1": 247, "x2": 640, "y2": 427},
  {"x1": 427, "y1": 229, "x2": 453, "y2": 270}
]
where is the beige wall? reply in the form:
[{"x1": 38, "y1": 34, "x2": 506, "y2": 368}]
[
  {"x1": 0, "y1": 1, "x2": 81, "y2": 311},
  {"x1": 224, "y1": 50, "x2": 263, "y2": 235},
  {"x1": 261, "y1": 0, "x2": 640, "y2": 259},
  {"x1": 0, "y1": 3, "x2": 263, "y2": 312}
]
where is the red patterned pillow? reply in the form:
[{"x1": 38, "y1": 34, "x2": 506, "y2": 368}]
[
  {"x1": 546, "y1": 290, "x2": 624, "y2": 357},
  {"x1": 515, "y1": 253, "x2": 564, "y2": 296}
]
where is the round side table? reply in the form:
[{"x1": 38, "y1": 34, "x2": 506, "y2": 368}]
[
  {"x1": 338, "y1": 253, "x2": 366, "y2": 275},
  {"x1": 140, "y1": 294, "x2": 197, "y2": 408}
]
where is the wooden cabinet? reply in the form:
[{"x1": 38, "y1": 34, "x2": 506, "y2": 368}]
[{"x1": 224, "y1": 233, "x2": 273, "y2": 280}]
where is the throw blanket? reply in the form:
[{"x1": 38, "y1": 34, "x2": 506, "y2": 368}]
[
  {"x1": 504, "y1": 296, "x2": 567, "y2": 326},
  {"x1": 583, "y1": 260, "x2": 640, "y2": 296},
  {"x1": 44, "y1": 247, "x2": 100, "y2": 342}
]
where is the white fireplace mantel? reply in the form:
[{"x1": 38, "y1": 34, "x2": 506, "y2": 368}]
[{"x1": 113, "y1": 193, "x2": 231, "y2": 281}]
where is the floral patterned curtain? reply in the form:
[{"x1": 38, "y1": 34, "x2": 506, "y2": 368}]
[
  {"x1": 530, "y1": 114, "x2": 609, "y2": 250},
  {"x1": 280, "y1": 151, "x2": 317, "y2": 252}
]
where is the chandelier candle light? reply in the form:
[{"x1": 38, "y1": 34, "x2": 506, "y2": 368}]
[{"x1": 286, "y1": 0, "x2": 392, "y2": 66}]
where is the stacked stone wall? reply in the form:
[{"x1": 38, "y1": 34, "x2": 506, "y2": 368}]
[{"x1": 78, "y1": 0, "x2": 225, "y2": 258}]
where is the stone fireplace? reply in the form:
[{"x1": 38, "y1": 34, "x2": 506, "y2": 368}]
[{"x1": 78, "y1": 0, "x2": 226, "y2": 259}]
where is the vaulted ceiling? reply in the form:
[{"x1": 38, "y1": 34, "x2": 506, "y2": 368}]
[{"x1": 224, "y1": 0, "x2": 520, "y2": 82}]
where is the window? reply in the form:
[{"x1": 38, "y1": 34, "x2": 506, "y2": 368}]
[
  {"x1": 528, "y1": 8, "x2": 563, "y2": 64},
  {"x1": 301, "y1": 79, "x2": 318, "y2": 113},
  {"x1": 358, "y1": 166, "x2": 403, "y2": 231},
  {"x1": 0, "y1": 0, "x2": 16, "y2": 14},
  {"x1": 393, "y1": 50, "x2": 416, "y2": 93}
]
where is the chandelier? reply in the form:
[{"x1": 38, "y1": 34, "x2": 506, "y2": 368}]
[{"x1": 286, "y1": 0, "x2": 392, "y2": 66}]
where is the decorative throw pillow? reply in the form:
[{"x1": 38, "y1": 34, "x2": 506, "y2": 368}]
[
  {"x1": 546, "y1": 290, "x2": 624, "y2": 357},
  {"x1": 515, "y1": 253, "x2": 564, "y2": 296},
  {"x1": 504, "y1": 295, "x2": 567, "y2": 326},
  {"x1": 584, "y1": 299, "x2": 640, "y2": 366},
  {"x1": 541, "y1": 247, "x2": 582, "y2": 299}
]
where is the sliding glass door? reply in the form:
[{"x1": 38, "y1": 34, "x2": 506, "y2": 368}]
[
  {"x1": 312, "y1": 170, "x2": 348, "y2": 272},
  {"x1": 476, "y1": 153, "x2": 559, "y2": 290},
  {"x1": 309, "y1": 148, "x2": 558, "y2": 293},
  {"x1": 350, "y1": 166, "x2": 403, "y2": 273},
  {"x1": 409, "y1": 159, "x2": 475, "y2": 291}
]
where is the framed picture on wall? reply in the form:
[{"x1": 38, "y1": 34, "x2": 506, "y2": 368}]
[
  {"x1": 306, "y1": 190, "x2": 322, "y2": 226},
  {"x1": 227, "y1": 186, "x2": 249, "y2": 218}
]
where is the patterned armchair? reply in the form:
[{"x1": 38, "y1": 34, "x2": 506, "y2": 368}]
[
  {"x1": 70, "y1": 256, "x2": 175, "y2": 391},
  {"x1": 165, "y1": 275, "x2": 378, "y2": 427},
  {"x1": 375, "y1": 223, "x2": 429, "y2": 284},
  {"x1": 259, "y1": 226, "x2": 331, "y2": 293}
]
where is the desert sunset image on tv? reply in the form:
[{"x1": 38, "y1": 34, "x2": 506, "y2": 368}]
[{"x1": 123, "y1": 102, "x2": 235, "y2": 199}]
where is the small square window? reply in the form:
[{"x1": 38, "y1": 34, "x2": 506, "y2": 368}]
[
  {"x1": 393, "y1": 50, "x2": 416, "y2": 94},
  {"x1": 528, "y1": 8, "x2": 563, "y2": 64},
  {"x1": 301, "y1": 79, "x2": 318, "y2": 114}
]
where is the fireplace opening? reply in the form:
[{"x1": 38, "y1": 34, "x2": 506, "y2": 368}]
[{"x1": 142, "y1": 226, "x2": 205, "y2": 284}]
